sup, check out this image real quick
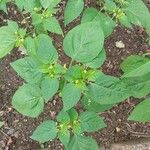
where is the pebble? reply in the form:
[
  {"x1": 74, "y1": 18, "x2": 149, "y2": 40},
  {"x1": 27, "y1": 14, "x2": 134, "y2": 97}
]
[{"x1": 115, "y1": 41, "x2": 125, "y2": 49}]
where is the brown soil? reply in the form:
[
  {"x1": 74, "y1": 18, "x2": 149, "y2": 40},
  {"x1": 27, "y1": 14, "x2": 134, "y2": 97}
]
[{"x1": 0, "y1": 0, "x2": 150, "y2": 150}]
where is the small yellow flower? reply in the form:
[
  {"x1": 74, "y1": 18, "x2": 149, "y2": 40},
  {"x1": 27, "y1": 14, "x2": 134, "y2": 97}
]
[
  {"x1": 83, "y1": 70, "x2": 87, "y2": 74},
  {"x1": 75, "y1": 80, "x2": 79, "y2": 84},
  {"x1": 20, "y1": 38, "x2": 24, "y2": 43},
  {"x1": 49, "y1": 65, "x2": 53, "y2": 69}
]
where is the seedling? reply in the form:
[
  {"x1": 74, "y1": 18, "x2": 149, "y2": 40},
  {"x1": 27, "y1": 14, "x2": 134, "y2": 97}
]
[{"x1": 31, "y1": 109, "x2": 106, "y2": 148}]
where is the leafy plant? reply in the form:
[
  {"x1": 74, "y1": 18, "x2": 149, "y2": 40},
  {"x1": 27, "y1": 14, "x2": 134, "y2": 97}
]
[
  {"x1": 0, "y1": 0, "x2": 150, "y2": 149},
  {"x1": 64, "y1": 0, "x2": 84, "y2": 25},
  {"x1": 31, "y1": 0, "x2": 63, "y2": 34},
  {"x1": 120, "y1": 55, "x2": 150, "y2": 122},
  {"x1": 31, "y1": 109, "x2": 105, "y2": 148},
  {"x1": 0, "y1": 21, "x2": 26, "y2": 58},
  {"x1": 121, "y1": 55, "x2": 150, "y2": 98},
  {"x1": 97, "y1": 0, "x2": 150, "y2": 43}
]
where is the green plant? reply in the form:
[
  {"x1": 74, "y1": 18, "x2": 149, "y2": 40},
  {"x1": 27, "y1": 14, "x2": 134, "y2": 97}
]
[
  {"x1": 120, "y1": 55, "x2": 150, "y2": 122},
  {"x1": 0, "y1": 21, "x2": 26, "y2": 58},
  {"x1": 0, "y1": 0, "x2": 62, "y2": 59},
  {"x1": 0, "y1": 0, "x2": 150, "y2": 149},
  {"x1": 31, "y1": 109, "x2": 106, "y2": 148},
  {"x1": 98, "y1": 0, "x2": 150, "y2": 43}
]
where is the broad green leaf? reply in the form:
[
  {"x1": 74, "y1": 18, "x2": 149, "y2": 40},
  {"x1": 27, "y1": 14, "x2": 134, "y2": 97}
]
[
  {"x1": 57, "y1": 110, "x2": 70, "y2": 123},
  {"x1": 31, "y1": 120, "x2": 57, "y2": 142},
  {"x1": 88, "y1": 73, "x2": 129, "y2": 104},
  {"x1": 40, "y1": 0, "x2": 61, "y2": 9},
  {"x1": 85, "y1": 49, "x2": 106, "y2": 68},
  {"x1": 11, "y1": 57, "x2": 42, "y2": 83},
  {"x1": 35, "y1": 34, "x2": 58, "y2": 64},
  {"x1": 0, "y1": 0, "x2": 7, "y2": 13},
  {"x1": 86, "y1": 70, "x2": 102, "y2": 82},
  {"x1": 72, "y1": 122, "x2": 82, "y2": 135},
  {"x1": 62, "y1": 83, "x2": 82, "y2": 111},
  {"x1": 0, "y1": 21, "x2": 18, "y2": 58},
  {"x1": 122, "y1": 73, "x2": 150, "y2": 98},
  {"x1": 44, "y1": 17, "x2": 63, "y2": 35},
  {"x1": 123, "y1": 11, "x2": 141, "y2": 27},
  {"x1": 121, "y1": 55, "x2": 150, "y2": 74},
  {"x1": 123, "y1": 0, "x2": 150, "y2": 36},
  {"x1": 64, "y1": 0, "x2": 84, "y2": 25},
  {"x1": 119, "y1": 15, "x2": 132, "y2": 28},
  {"x1": 68, "y1": 108, "x2": 78, "y2": 121},
  {"x1": 82, "y1": 8, "x2": 116, "y2": 37},
  {"x1": 15, "y1": 0, "x2": 37, "y2": 12},
  {"x1": 67, "y1": 135, "x2": 99, "y2": 150},
  {"x1": 40, "y1": 0, "x2": 52, "y2": 9},
  {"x1": 58, "y1": 129, "x2": 70, "y2": 148},
  {"x1": 122, "y1": 61, "x2": 150, "y2": 78},
  {"x1": 57, "y1": 110, "x2": 70, "y2": 147},
  {"x1": 12, "y1": 84, "x2": 44, "y2": 118},
  {"x1": 41, "y1": 78, "x2": 59, "y2": 102},
  {"x1": 81, "y1": 95, "x2": 113, "y2": 112},
  {"x1": 57, "y1": 111, "x2": 70, "y2": 146},
  {"x1": 80, "y1": 111, "x2": 106, "y2": 132},
  {"x1": 63, "y1": 22, "x2": 104, "y2": 63},
  {"x1": 65, "y1": 65, "x2": 83, "y2": 82},
  {"x1": 7, "y1": 21, "x2": 18, "y2": 32},
  {"x1": 59, "y1": 78, "x2": 65, "y2": 92},
  {"x1": 0, "y1": 121, "x2": 4, "y2": 128},
  {"x1": 128, "y1": 99, "x2": 150, "y2": 122},
  {"x1": 18, "y1": 28, "x2": 26, "y2": 37},
  {"x1": 31, "y1": 12, "x2": 43, "y2": 26},
  {"x1": 104, "y1": 0, "x2": 116, "y2": 11},
  {"x1": 24, "y1": 36, "x2": 36, "y2": 56},
  {"x1": 121, "y1": 55, "x2": 150, "y2": 98},
  {"x1": 34, "y1": 23, "x2": 47, "y2": 34}
]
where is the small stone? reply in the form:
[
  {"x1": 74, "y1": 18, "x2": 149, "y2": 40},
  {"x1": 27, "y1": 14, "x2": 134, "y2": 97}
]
[
  {"x1": 118, "y1": 119, "x2": 122, "y2": 122},
  {"x1": 23, "y1": 119, "x2": 28, "y2": 122},
  {"x1": 14, "y1": 131, "x2": 19, "y2": 138},
  {"x1": 126, "y1": 30, "x2": 131, "y2": 34},
  {"x1": 14, "y1": 10, "x2": 17, "y2": 15},
  {"x1": 13, "y1": 120, "x2": 19, "y2": 124},
  {"x1": 0, "y1": 140, "x2": 6, "y2": 149},
  {"x1": 8, "y1": 107, "x2": 12, "y2": 112},
  {"x1": 7, "y1": 128, "x2": 15, "y2": 135},
  {"x1": 50, "y1": 111, "x2": 56, "y2": 119},
  {"x1": 0, "y1": 111, "x2": 4, "y2": 116},
  {"x1": 116, "y1": 127, "x2": 121, "y2": 132},
  {"x1": 115, "y1": 41, "x2": 125, "y2": 49}
]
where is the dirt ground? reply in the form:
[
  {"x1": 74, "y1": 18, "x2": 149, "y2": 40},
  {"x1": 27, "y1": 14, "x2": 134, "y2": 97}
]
[{"x1": 0, "y1": 0, "x2": 150, "y2": 150}]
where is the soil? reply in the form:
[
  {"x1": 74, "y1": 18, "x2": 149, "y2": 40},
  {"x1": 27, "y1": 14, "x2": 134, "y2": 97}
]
[{"x1": 0, "y1": 0, "x2": 150, "y2": 150}]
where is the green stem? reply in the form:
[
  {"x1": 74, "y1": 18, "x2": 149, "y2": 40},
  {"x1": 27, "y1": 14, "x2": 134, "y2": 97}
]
[
  {"x1": 63, "y1": 59, "x2": 74, "y2": 87},
  {"x1": 68, "y1": 59, "x2": 74, "y2": 68}
]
